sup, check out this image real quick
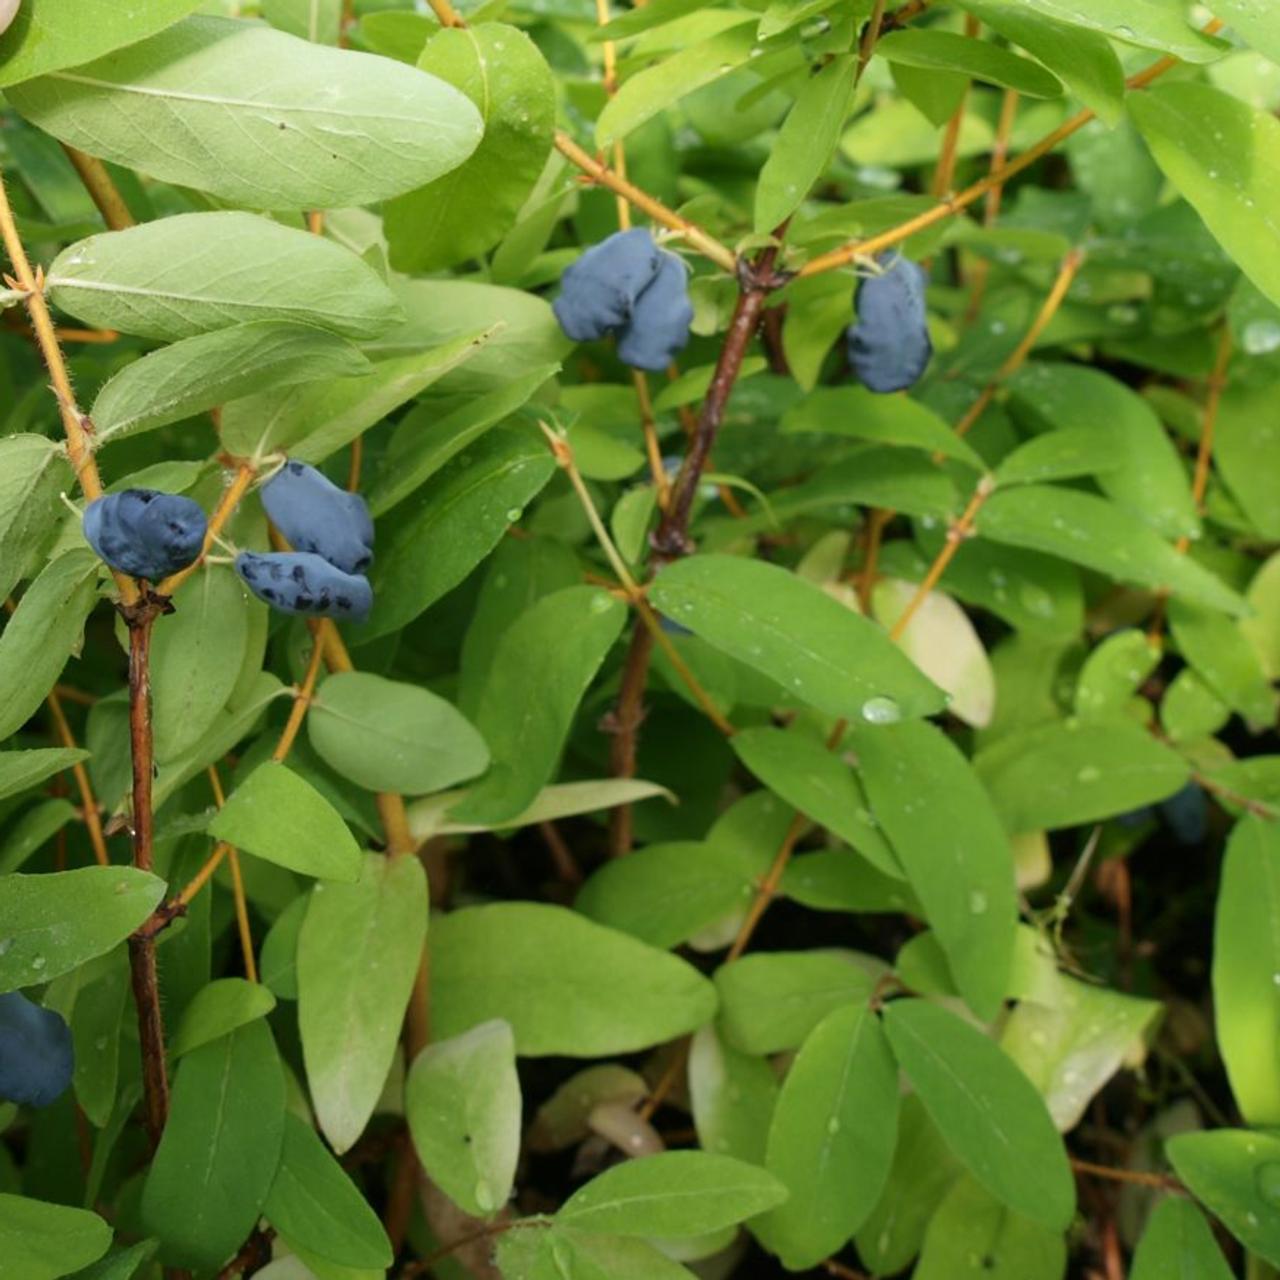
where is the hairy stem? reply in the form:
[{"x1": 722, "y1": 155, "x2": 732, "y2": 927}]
[{"x1": 61, "y1": 146, "x2": 135, "y2": 231}]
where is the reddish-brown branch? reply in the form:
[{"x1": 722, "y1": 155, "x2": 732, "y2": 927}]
[
  {"x1": 607, "y1": 624, "x2": 656, "y2": 857},
  {"x1": 123, "y1": 601, "x2": 170, "y2": 1147}
]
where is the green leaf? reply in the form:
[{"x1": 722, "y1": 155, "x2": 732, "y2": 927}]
[
  {"x1": 0, "y1": 800, "x2": 77, "y2": 875},
  {"x1": 649, "y1": 554, "x2": 946, "y2": 724},
  {"x1": 974, "y1": 715, "x2": 1190, "y2": 832},
  {"x1": 141, "y1": 1020, "x2": 286, "y2": 1270},
  {"x1": 169, "y1": 978, "x2": 278, "y2": 1060},
  {"x1": 755, "y1": 56, "x2": 858, "y2": 233},
  {"x1": 447, "y1": 587, "x2": 627, "y2": 825},
  {"x1": 731, "y1": 726, "x2": 899, "y2": 875},
  {"x1": 1130, "y1": 1198, "x2": 1233, "y2": 1280},
  {"x1": 0, "y1": 866, "x2": 164, "y2": 993},
  {"x1": 688, "y1": 1025, "x2": 777, "y2": 1166},
  {"x1": 715, "y1": 951, "x2": 875, "y2": 1055},
  {"x1": 429, "y1": 903, "x2": 717, "y2": 1055},
  {"x1": 263, "y1": 1113, "x2": 393, "y2": 1269},
  {"x1": 0, "y1": 0, "x2": 204, "y2": 86},
  {"x1": 876, "y1": 30, "x2": 1063, "y2": 98},
  {"x1": 69, "y1": 1239, "x2": 160, "y2": 1280},
  {"x1": 849, "y1": 720, "x2": 1017, "y2": 1020},
  {"x1": 1004, "y1": 0, "x2": 1223, "y2": 62},
  {"x1": 360, "y1": 426, "x2": 557, "y2": 639},
  {"x1": 150, "y1": 567, "x2": 250, "y2": 761},
  {"x1": 1208, "y1": 0, "x2": 1280, "y2": 68},
  {"x1": 368, "y1": 364, "x2": 557, "y2": 516},
  {"x1": 1167, "y1": 1129, "x2": 1280, "y2": 1267},
  {"x1": 91, "y1": 323, "x2": 369, "y2": 443},
  {"x1": 0, "y1": 748, "x2": 87, "y2": 804},
  {"x1": 912, "y1": 1177, "x2": 1067, "y2": 1280},
  {"x1": 1130, "y1": 83, "x2": 1280, "y2": 309},
  {"x1": 596, "y1": 22, "x2": 759, "y2": 146},
  {"x1": 975, "y1": 486, "x2": 1245, "y2": 614},
  {"x1": 956, "y1": 1, "x2": 1124, "y2": 124},
  {"x1": 307, "y1": 671, "x2": 489, "y2": 796},
  {"x1": 1170, "y1": 600, "x2": 1277, "y2": 725},
  {"x1": 47, "y1": 213, "x2": 402, "y2": 342},
  {"x1": 882, "y1": 999, "x2": 1075, "y2": 1230},
  {"x1": 780, "y1": 385, "x2": 987, "y2": 471},
  {"x1": 1214, "y1": 815, "x2": 1280, "y2": 1126},
  {"x1": 0, "y1": 434, "x2": 71, "y2": 599},
  {"x1": 575, "y1": 841, "x2": 758, "y2": 949},
  {"x1": 8, "y1": 16, "x2": 482, "y2": 209},
  {"x1": 410, "y1": 777, "x2": 677, "y2": 840},
  {"x1": 406, "y1": 1020, "x2": 522, "y2": 1218},
  {"x1": 1214, "y1": 383, "x2": 1280, "y2": 539},
  {"x1": 1000, "y1": 971, "x2": 1160, "y2": 1131},
  {"x1": 224, "y1": 332, "x2": 491, "y2": 465},
  {"x1": 0, "y1": 551, "x2": 100, "y2": 743},
  {"x1": 855, "y1": 1095, "x2": 962, "y2": 1276},
  {"x1": 1007, "y1": 364, "x2": 1198, "y2": 539},
  {"x1": 1073, "y1": 629, "x2": 1160, "y2": 719},
  {"x1": 754, "y1": 1003, "x2": 899, "y2": 1269},
  {"x1": 0, "y1": 1195, "x2": 112, "y2": 1280},
  {"x1": 499, "y1": 1227, "x2": 697, "y2": 1280},
  {"x1": 994, "y1": 427, "x2": 1120, "y2": 487},
  {"x1": 262, "y1": 0, "x2": 343, "y2": 43},
  {"x1": 298, "y1": 853, "x2": 427, "y2": 1153},
  {"x1": 557, "y1": 1151, "x2": 787, "y2": 1237},
  {"x1": 207, "y1": 762, "x2": 362, "y2": 883},
  {"x1": 385, "y1": 24, "x2": 554, "y2": 271}
]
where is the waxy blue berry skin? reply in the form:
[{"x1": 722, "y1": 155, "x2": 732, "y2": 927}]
[
  {"x1": 847, "y1": 256, "x2": 933, "y2": 394},
  {"x1": 0, "y1": 992, "x2": 75, "y2": 1109},
  {"x1": 261, "y1": 461, "x2": 374, "y2": 576},
  {"x1": 234, "y1": 551, "x2": 372, "y2": 622},
  {"x1": 553, "y1": 228, "x2": 665, "y2": 342},
  {"x1": 616, "y1": 252, "x2": 694, "y2": 372},
  {"x1": 82, "y1": 489, "x2": 207, "y2": 582}
]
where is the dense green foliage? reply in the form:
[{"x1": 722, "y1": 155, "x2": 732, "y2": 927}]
[{"x1": 2, "y1": 0, "x2": 1280, "y2": 1277}]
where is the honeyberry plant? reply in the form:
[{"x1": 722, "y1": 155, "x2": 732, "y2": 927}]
[{"x1": 2, "y1": 0, "x2": 1280, "y2": 1275}]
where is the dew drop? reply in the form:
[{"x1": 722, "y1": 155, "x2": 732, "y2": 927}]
[
  {"x1": 473, "y1": 1179, "x2": 496, "y2": 1213},
  {"x1": 861, "y1": 695, "x2": 901, "y2": 725},
  {"x1": 1243, "y1": 319, "x2": 1280, "y2": 356},
  {"x1": 1255, "y1": 1161, "x2": 1280, "y2": 1209},
  {"x1": 30, "y1": 954, "x2": 45, "y2": 971},
  {"x1": 0, "y1": 938, "x2": 10, "y2": 957},
  {"x1": 969, "y1": 890, "x2": 988, "y2": 915},
  {"x1": 1077, "y1": 765, "x2": 1101, "y2": 783},
  {"x1": 505, "y1": 507, "x2": 523, "y2": 522},
  {"x1": 826, "y1": 1117, "x2": 841, "y2": 1135}
]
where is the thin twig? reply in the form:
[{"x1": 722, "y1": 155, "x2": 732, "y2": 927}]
[
  {"x1": 0, "y1": 169, "x2": 137, "y2": 605},
  {"x1": 46, "y1": 688, "x2": 110, "y2": 867},
  {"x1": 206, "y1": 766, "x2": 257, "y2": 983},
  {"x1": 964, "y1": 86, "x2": 1019, "y2": 322},
  {"x1": 554, "y1": 133, "x2": 737, "y2": 273},
  {"x1": 1070, "y1": 1158, "x2": 1184, "y2": 1192},
  {"x1": 930, "y1": 16, "x2": 978, "y2": 201},
  {"x1": 797, "y1": 21, "x2": 1224, "y2": 278},
  {"x1": 61, "y1": 146, "x2": 135, "y2": 231}
]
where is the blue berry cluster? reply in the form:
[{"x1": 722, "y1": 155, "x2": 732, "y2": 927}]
[
  {"x1": 235, "y1": 461, "x2": 375, "y2": 622},
  {"x1": 847, "y1": 254, "x2": 933, "y2": 394},
  {"x1": 554, "y1": 228, "x2": 693, "y2": 372},
  {"x1": 82, "y1": 489, "x2": 207, "y2": 583},
  {"x1": 0, "y1": 992, "x2": 74, "y2": 1109}
]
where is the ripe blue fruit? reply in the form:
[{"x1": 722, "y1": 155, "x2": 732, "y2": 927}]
[
  {"x1": 553, "y1": 228, "x2": 665, "y2": 342},
  {"x1": 847, "y1": 255, "x2": 933, "y2": 394},
  {"x1": 261, "y1": 460, "x2": 374, "y2": 575},
  {"x1": 616, "y1": 252, "x2": 694, "y2": 372},
  {"x1": 0, "y1": 992, "x2": 75, "y2": 1109},
  {"x1": 234, "y1": 551, "x2": 372, "y2": 622},
  {"x1": 1159, "y1": 782, "x2": 1208, "y2": 846},
  {"x1": 82, "y1": 489, "x2": 207, "y2": 582}
]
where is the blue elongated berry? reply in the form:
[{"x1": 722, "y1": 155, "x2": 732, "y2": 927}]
[
  {"x1": 553, "y1": 228, "x2": 664, "y2": 342},
  {"x1": 261, "y1": 461, "x2": 374, "y2": 575},
  {"x1": 234, "y1": 550, "x2": 372, "y2": 622},
  {"x1": 82, "y1": 489, "x2": 207, "y2": 581},
  {"x1": 616, "y1": 252, "x2": 694, "y2": 371},
  {"x1": 847, "y1": 255, "x2": 933, "y2": 394},
  {"x1": 0, "y1": 992, "x2": 74, "y2": 1109},
  {"x1": 1158, "y1": 782, "x2": 1208, "y2": 846}
]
